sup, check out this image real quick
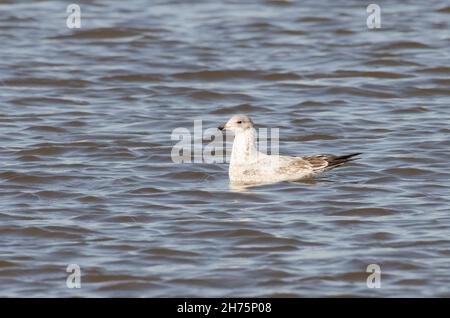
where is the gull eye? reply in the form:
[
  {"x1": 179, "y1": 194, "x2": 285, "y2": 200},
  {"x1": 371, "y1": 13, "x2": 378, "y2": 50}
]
[{"x1": 237, "y1": 121, "x2": 242, "y2": 124}]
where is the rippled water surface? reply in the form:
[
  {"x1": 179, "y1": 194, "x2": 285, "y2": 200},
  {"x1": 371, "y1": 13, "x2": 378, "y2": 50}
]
[{"x1": 1, "y1": 0, "x2": 450, "y2": 297}]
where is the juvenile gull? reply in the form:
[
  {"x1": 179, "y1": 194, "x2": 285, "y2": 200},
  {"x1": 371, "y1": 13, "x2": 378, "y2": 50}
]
[{"x1": 218, "y1": 114, "x2": 361, "y2": 185}]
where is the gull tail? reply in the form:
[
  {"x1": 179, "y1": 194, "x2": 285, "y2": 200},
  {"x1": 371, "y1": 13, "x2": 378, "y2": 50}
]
[{"x1": 326, "y1": 153, "x2": 362, "y2": 169}]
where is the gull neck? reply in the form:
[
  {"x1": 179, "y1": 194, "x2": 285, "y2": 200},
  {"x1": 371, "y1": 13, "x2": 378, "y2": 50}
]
[{"x1": 230, "y1": 128, "x2": 259, "y2": 165}]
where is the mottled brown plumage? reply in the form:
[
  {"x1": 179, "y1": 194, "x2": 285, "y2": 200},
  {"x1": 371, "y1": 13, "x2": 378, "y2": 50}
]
[{"x1": 303, "y1": 153, "x2": 362, "y2": 171}]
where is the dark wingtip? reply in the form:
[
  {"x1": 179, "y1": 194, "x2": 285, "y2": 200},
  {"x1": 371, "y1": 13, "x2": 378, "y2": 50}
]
[
  {"x1": 341, "y1": 153, "x2": 362, "y2": 162},
  {"x1": 327, "y1": 153, "x2": 362, "y2": 168}
]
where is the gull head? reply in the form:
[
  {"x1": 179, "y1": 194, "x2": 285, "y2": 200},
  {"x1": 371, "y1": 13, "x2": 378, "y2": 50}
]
[{"x1": 218, "y1": 114, "x2": 254, "y2": 134}]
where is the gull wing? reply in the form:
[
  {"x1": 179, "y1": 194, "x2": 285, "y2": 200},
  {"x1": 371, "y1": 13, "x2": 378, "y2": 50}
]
[
  {"x1": 303, "y1": 153, "x2": 362, "y2": 172},
  {"x1": 276, "y1": 153, "x2": 361, "y2": 175}
]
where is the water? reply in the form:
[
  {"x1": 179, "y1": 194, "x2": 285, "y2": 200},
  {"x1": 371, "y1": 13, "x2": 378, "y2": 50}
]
[{"x1": 1, "y1": 0, "x2": 450, "y2": 297}]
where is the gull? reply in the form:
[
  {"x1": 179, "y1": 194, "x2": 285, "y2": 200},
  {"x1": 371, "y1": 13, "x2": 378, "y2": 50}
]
[{"x1": 218, "y1": 114, "x2": 361, "y2": 185}]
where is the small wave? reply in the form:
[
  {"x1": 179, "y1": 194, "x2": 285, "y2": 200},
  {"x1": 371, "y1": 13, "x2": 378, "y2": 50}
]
[
  {"x1": 390, "y1": 106, "x2": 428, "y2": 114},
  {"x1": 432, "y1": 78, "x2": 450, "y2": 85},
  {"x1": 397, "y1": 279, "x2": 427, "y2": 286},
  {"x1": 378, "y1": 41, "x2": 431, "y2": 50},
  {"x1": 192, "y1": 228, "x2": 271, "y2": 238},
  {"x1": 49, "y1": 27, "x2": 145, "y2": 39},
  {"x1": 130, "y1": 187, "x2": 164, "y2": 194},
  {"x1": 334, "y1": 29, "x2": 354, "y2": 35},
  {"x1": 173, "y1": 70, "x2": 299, "y2": 81},
  {"x1": 4, "y1": 78, "x2": 91, "y2": 88},
  {"x1": 16, "y1": 155, "x2": 41, "y2": 162},
  {"x1": 405, "y1": 87, "x2": 450, "y2": 96},
  {"x1": 332, "y1": 208, "x2": 396, "y2": 216},
  {"x1": 284, "y1": 134, "x2": 339, "y2": 142},
  {"x1": 325, "y1": 87, "x2": 398, "y2": 98},
  {"x1": 11, "y1": 97, "x2": 88, "y2": 106},
  {"x1": 311, "y1": 70, "x2": 411, "y2": 79},
  {"x1": 437, "y1": 6, "x2": 450, "y2": 13},
  {"x1": 0, "y1": 226, "x2": 85, "y2": 239},
  {"x1": 173, "y1": 70, "x2": 262, "y2": 80},
  {"x1": 365, "y1": 59, "x2": 421, "y2": 67},
  {"x1": 35, "y1": 191, "x2": 76, "y2": 199},
  {"x1": 0, "y1": 260, "x2": 18, "y2": 268},
  {"x1": 296, "y1": 17, "x2": 335, "y2": 24},
  {"x1": 162, "y1": 171, "x2": 210, "y2": 180},
  {"x1": 417, "y1": 66, "x2": 450, "y2": 74},
  {"x1": 333, "y1": 70, "x2": 411, "y2": 79},
  {"x1": 384, "y1": 167, "x2": 432, "y2": 176},
  {"x1": 25, "y1": 125, "x2": 67, "y2": 133},
  {"x1": 211, "y1": 103, "x2": 270, "y2": 114},
  {"x1": 17, "y1": 146, "x2": 67, "y2": 156},
  {"x1": 100, "y1": 73, "x2": 164, "y2": 82},
  {"x1": 62, "y1": 120, "x2": 86, "y2": 127},
  {"x1": 142, "y1": 248, "x2": 200, "y2": 257},
  {"x1": 0, "y1": 171, "x2": 75, "y2": 184}
]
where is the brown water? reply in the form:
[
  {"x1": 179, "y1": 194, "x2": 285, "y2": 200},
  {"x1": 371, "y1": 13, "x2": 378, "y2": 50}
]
[{"x1": 1, "y1": 0, "x2": 450, "y2": 297}]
